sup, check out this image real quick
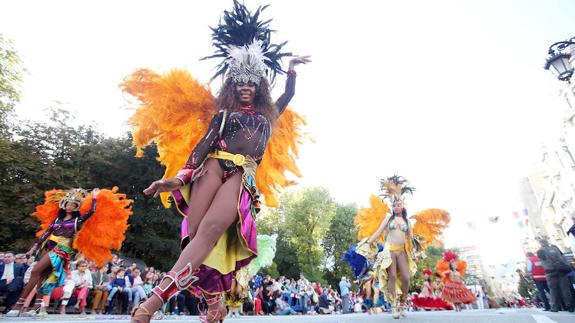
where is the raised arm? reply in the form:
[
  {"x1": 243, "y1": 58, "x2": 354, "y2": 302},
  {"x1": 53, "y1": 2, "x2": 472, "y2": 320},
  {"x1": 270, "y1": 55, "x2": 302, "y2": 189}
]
[
  {"x1": 275, "y1": 56, "x2": 311, "y2": 115},
  {"x1": 77, "y1": 189, "x2": 99, "y2": 225}
]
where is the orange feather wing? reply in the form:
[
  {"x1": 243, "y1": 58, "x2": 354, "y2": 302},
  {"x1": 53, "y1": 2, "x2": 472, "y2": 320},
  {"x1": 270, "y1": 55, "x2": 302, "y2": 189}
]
[
  {"x1": 256, "y1": 108, "x2": 307, "y2": 206},
  {"x1": 354, "y1": 194, "x2": 390, "y2": 243},
  {"x1": 121, "y1": 68, "x2": 217, "y2": 207},
  {"x1": 74, "y1": 187, "x2": 133, "y2": 266},
  {"x1": 32, "y1": 190, "x2": 67, "y2": 238},
  {"x1": 411, "y1": 208, "x2": 450, "y2": 248}
]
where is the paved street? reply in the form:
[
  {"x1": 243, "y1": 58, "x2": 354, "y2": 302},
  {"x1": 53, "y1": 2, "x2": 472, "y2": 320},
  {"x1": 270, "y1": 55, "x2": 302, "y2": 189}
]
[{"x1": 2, "y1": 309, "x2": 574, "y2": 323}]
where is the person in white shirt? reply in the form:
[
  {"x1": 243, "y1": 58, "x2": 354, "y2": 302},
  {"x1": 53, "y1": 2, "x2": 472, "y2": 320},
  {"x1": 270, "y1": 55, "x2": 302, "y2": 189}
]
[
  {"x1": 60, "y1": 260, "x2": 93, "y2": 315},
  {"x1": 125, "y1": 268, "x2": 147, "y2": 308}
]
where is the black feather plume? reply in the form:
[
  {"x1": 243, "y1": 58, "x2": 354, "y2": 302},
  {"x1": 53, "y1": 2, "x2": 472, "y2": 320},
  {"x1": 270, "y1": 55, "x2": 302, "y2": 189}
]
[{"x1": 201, "y1": 0, "x2": 291, "y2": 83}]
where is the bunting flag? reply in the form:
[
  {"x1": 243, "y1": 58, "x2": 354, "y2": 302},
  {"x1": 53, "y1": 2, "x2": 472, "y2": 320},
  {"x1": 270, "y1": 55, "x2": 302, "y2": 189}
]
[
  {"x1": 488, "y1": 216, "x2": 499, "y2": 223},
  {"x1": 513, "y1": 211, "x2": 520, "y2": 219},
  {"x1": 523, "y1": 209, "x2": 529, "y2": 216},
  {"x1": 466, "y1": 221, "x2": 477, "y2": 231}
]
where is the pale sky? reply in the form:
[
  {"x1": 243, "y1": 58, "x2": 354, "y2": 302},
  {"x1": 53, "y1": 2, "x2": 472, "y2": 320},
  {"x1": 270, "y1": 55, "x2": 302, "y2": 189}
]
[{"x1": 2, "y1": 0, "x2": 575, "y2": 268}]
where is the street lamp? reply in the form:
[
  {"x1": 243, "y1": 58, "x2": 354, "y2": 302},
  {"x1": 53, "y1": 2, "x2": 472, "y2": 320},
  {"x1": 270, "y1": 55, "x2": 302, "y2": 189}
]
[{"x1": 545, "y1": 37, "x2": 575, "y2": 82}]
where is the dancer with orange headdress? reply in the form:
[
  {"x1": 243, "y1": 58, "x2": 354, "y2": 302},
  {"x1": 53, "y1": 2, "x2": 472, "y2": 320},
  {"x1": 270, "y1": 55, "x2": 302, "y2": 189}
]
[
  {"x1": 436, "y1": 250, "x2": 477, "y2": 311},
  {"x1": 350, "y1": 175, "x2": 450, "y2": 319},
  {"x1": 411, "y1": 268, "x2": 453, "y2": 310},
  {"x1": 122, "y1": 1, "x2": 309, "y2": 322},
  {"x1": 10, "y1": 188, "x2": 132, "y2": 316}
]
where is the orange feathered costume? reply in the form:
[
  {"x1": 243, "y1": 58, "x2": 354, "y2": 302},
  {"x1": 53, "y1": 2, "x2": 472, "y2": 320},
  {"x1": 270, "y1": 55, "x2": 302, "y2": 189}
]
[
  {"x1": 121, "y1": 68, "x2": 306, "y2": 208},
  {"x1": 32, "y1": 187, "x2": 133, "y2": 266},
  {"x1": 436, "y1": 250, "x2": 477, "y2": 305}
]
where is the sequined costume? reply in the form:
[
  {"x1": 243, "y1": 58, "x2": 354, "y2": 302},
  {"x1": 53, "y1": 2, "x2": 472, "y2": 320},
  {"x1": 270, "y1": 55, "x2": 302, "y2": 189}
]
[
  {"x1": 33, "y1": 198, "x2": 96, "y2": 295},
  {"x1": 436, "y1": 250, "x2": 477, "y2": 306},
  {"x1": 349, "y1": 177, "x2": 450, "y2": 317},
  {"x1": 123, "y1": 3, "x2": 307, "y2": 317},
  {"x1": 20, "y1": 187, "x2": 132, "y2": 303},
  {"x1": 173, "y1": 74, "x2": 296, "y2": 296}
]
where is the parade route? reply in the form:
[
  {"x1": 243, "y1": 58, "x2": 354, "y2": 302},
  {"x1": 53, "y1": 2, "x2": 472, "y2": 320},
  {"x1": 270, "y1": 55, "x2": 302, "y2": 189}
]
[{"x1": 2, "y1": 309, "x2": 574, "y2": 323}]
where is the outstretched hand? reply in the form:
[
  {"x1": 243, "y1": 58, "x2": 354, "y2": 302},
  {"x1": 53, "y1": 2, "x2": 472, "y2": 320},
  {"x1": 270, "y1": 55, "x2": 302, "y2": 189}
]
[
  {"x1": 289, "y1": 55, "x2": 311, "y2": 70},
  {"x1": 143, "y1": 178, "x2": 183, "y2": 197}
]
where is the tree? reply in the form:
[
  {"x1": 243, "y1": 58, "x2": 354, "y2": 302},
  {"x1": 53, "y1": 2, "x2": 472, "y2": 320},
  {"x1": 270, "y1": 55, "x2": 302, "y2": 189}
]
[
  {"x1": 322, "y1": 203, "x2": 357, "y2": 288},
  {"x1": 0, "y1": 34, "x2": 24, "y2": 135},
  {"x1": 281, "y1": 187, "x2": 336, "y2": 282},
  {"x1": 0, "y1": 107, "x2": 181, "y2": 270}
]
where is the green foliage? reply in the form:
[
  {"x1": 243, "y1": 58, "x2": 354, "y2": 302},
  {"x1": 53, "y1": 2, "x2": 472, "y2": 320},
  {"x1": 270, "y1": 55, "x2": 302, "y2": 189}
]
[
  {"x1": 0, "y1": 107, "x2": 180, "y2": 270},
  {"x1": 322, "y1": 203, "x2": 357, "y2": 288},
  {"x1": 0, "y1": 34, "x2": 24, "y2": 134}
]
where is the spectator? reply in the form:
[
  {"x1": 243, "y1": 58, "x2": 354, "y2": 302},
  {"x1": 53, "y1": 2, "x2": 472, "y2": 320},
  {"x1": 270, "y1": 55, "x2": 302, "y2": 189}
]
[
  {"x1": 14, "y1": 254, "x2": 27, "y2": 272},
  {"x1": 125, "y1": 268, "x2": 147, "y2": 308},
  {"x1": 526, "y1": 251, "x2": 551, "y2": 311},
  {"x1": 537, "y1": 237, "x2": 575, "y2": 312},
  {"x1": 60, "y1": 260, "x2": 92, "y2": 315},
  {"x1": 23, "y1": 257, "x2": 36, "y2": 285},
  {"x1": 91, "y1": 265, "x2": 110, "y2": 314},
  {"x1": 354, "y1": 295, "x2": 364, "y2": 313},
  {"x1": 318, "y1": 289, "x2": 333, "y2": 314},
  {"x1": 274, "y1": 291, "x2": 296, "y2": 315},
  {"x1": 0, "y1": 252, "x2": 25, "y2": 314},
  {"x1": 107, "y1": 255, "x2": 119, "y2": 274},
  {"x1": 106, "y1": 269, "x2": 129, "y2": 314},
  {"x1": 339, "y1": 276, "x2": 351, "y2": 313},
  {"x1": 0, "y1": 252, "x2": 5, "y2": 262},
  {"x1": 125, "y1": 262, "x2": 137, "y2": 277},
  {"x1": 142, "y1": 277, "x2": 154, "y2": 296}
]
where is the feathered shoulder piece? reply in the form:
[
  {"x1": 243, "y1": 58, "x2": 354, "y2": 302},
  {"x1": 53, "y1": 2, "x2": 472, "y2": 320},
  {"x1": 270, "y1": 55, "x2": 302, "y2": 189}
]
[
  {"x1": 33, "y1": 189, "x2": 67, "y2": 237},
  {"x1": 354, "y1": 194, "x2": 390, "y2": 243},
  {"x1": 121, "y1": 69, "x2": 217, "y2": 207},
  {"x1": 202, "y1": 0, "x2": 291, "y2": 84},
  {"x1": 74, "y1": 187, "x2": 133, "y2": 266},
  {"x1": 256, "y1": 108, "x2": 306, "y2": 206},
  {"x1": 455, "y1": 260, "x2": 467, "y2": 276},
  {"x1": 379, "y1": 175, "x2": 415, "y2": 205},
  {"x1": 411, "y1": 208, "x2": 450, "y2": 248}
]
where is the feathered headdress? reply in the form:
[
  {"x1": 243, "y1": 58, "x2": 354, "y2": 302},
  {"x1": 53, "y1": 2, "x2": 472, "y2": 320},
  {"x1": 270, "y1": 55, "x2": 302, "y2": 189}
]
[
  {"x1": 50, "y1": 188, "x2": 88, "y2": 212},
  {"x1": 442, "y1": 249, "x2": 459, "y2": 263},
  {"x1": 379, "y1": 175, "x2": 415, "y2": 206},
  {"x1": 201, "y1": 0, "x2": 291, "y2": 85}
]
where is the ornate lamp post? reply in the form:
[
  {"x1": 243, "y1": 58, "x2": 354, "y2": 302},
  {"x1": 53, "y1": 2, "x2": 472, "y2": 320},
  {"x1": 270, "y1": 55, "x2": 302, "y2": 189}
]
[{"x1": 545, "y1": 37, "x2": 575, "y2": 82}]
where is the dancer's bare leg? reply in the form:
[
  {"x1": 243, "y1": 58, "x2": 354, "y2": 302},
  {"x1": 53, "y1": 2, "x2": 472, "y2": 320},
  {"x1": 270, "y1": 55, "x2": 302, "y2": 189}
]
[
  {"x1": 396, "y1": 251, "x2": 410, "y2": 317},
  {"x1": 133, "y1": 172, "x2": 242, "y2": 322},
  {"x1": 388, "y1": 251, "x2": 400, "y2": 317},
  {"x1": 16, "y1": 254, "x2": 52, "y2": 312},
  {"x1": 185, "y1": 159, "x2": 224, "y2": 241},
  {"x1": 387, "y1": 252, "x2": 399, "y2": 302},
  {"x1": 396, "y1": 252, "x2": 410, "y2": 300}
]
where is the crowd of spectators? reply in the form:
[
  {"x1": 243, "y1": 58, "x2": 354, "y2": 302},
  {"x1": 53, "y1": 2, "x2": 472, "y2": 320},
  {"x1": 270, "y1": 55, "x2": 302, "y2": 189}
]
[{"x1": 3, "y1": 250, "x2": 552, "y2": 317}]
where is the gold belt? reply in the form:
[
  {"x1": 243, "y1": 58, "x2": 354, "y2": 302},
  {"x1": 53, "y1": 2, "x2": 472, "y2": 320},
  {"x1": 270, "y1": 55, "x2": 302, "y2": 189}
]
[
  {"x1": 207, "y1": 151, "x2": 246, "y2": 166},
  {"x1": 389, "y1": 244, "x2": 406, "y2": 252}
]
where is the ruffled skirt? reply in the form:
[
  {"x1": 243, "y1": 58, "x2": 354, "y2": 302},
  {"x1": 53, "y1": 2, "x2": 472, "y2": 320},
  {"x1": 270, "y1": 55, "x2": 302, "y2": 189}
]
[
  {"x1": 173, "y1": 160, "x2": 259, "y2": 296},
  {"x1": 441, "y1": 280, "x2": 477, "y2": 304}
]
